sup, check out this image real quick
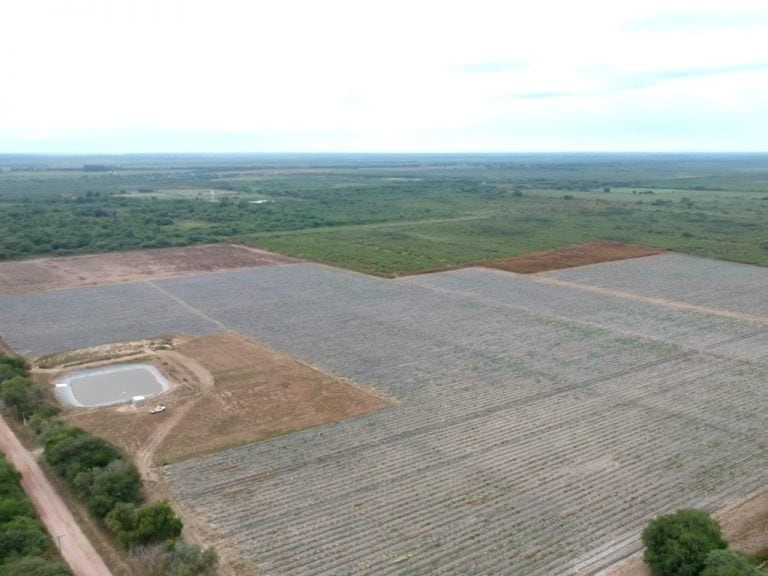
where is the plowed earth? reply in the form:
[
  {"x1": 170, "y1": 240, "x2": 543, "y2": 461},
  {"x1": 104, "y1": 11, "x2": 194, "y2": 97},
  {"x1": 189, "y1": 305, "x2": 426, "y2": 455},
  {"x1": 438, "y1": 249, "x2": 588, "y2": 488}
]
[
  {"x1": 0, "y1": 244, "x2": 298, "y2": 295},
  {"x1": 479, "y1": 241, "x2": 664, "y2": 274}
]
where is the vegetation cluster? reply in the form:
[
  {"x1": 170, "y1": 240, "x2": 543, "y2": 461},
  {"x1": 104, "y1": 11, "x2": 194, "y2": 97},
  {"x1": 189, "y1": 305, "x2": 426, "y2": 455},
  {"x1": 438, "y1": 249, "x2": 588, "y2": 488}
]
[
  {"x1": 0, "y1": 356, "x2": 217, "y2": 576},
  {"x1": 643, "y1": 509, "x2": 766, "y2": 576},
  {"x1": 1, "y1": 154, "x2": 767, "y2": 276},
  {"x1": 0, "y1": 452, "x2": 70, "y2": 575}
]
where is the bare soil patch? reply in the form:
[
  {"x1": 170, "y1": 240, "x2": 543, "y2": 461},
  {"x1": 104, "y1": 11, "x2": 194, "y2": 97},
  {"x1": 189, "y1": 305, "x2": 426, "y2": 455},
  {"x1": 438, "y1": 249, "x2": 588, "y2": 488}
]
[
  {"x1": 0, "y1": 244, "x2": 299, "y2": 295},
  {"x1": 59, "y1": 333, "x2": 391, "y2": 466},
  {"x1": 479, "y1": 241, "x2": 664, "y2": 274}
]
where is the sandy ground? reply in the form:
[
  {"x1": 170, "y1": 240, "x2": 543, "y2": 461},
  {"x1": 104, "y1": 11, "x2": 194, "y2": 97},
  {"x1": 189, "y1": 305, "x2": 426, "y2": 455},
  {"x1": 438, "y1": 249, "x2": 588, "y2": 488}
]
[
  {"x1": 0, "y1": 244, "x2": 299, "y2": 295},
  {"x1": 0, "y1": 414, "x2": 112, "y2": 576}
]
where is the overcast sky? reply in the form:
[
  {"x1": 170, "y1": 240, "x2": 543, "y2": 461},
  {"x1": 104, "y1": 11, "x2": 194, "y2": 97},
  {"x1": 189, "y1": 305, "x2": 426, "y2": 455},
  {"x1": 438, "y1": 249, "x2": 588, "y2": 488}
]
[{"x1": 2, "y1": 0, "x2": 767, "y2": 153}]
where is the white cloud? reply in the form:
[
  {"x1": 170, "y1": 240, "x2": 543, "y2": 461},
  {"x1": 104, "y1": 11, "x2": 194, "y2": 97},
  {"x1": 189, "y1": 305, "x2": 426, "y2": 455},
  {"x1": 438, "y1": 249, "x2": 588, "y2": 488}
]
[{"x1": 1, "y1": 0, "x2": 767, "y2": 151}]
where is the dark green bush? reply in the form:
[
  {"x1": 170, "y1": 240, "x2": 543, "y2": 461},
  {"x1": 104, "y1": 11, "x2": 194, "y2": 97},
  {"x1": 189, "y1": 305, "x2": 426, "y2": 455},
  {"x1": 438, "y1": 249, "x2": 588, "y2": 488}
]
[
  {"x1": 106, "y1": 501, "x2": 183, "y2": 548},
  {"x1": 1, "y1": 556, "x2": 72, "y2": 575},
  {"x1": 642, "y1": 509, "x2": 727, "y2": 576},
  {"x1": 0, "y1": 517, "x2": 49, "y2": 561},
  {"x1": 700, "y1": 549, "x2": 764, "y2": 576}
]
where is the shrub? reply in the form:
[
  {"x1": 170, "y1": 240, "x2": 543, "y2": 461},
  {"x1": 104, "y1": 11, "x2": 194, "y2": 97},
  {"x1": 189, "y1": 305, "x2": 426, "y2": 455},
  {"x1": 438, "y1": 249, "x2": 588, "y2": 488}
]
[
  {"x1": 642, "y1": 509, "x2": 727, "y2": 576},
  {"x1": 44, "y1": 434, "x2": 123, "y2": 485},
  {"x1": 0, "y1": 517, "x2": 49, "y2": 561},
  {"x1": 1, "y1": 556, "x2": 72, "y2": 575},
  {"x1": 127, "y1": 542, "x2": 218, "y2": 576},
  {"x1": 85, "y1": 460, "x2": 142, "y2": 518},
  {"x1": 106, "y1": 501, "x2": 183, "y2": 548},
  {"x1": 0, "y1": 377, "x2": 43, "y2": 420},
  {"x1": 700, "y1": 549, "x2": 764, "y2": 576}
]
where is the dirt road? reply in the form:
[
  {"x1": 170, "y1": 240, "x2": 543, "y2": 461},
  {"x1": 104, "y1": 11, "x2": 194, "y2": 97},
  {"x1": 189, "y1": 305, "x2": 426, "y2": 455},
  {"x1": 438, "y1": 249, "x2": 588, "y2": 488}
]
[{"x1": 0, "y1": 415, "x2": 111, "y2": 576}]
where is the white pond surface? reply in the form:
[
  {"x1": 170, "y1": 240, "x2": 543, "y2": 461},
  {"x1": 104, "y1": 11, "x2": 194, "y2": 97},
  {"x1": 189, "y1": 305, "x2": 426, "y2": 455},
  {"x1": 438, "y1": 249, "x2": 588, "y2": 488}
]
[{"x1": 55, "y1": 363, "x2": 168, "y2": 408}]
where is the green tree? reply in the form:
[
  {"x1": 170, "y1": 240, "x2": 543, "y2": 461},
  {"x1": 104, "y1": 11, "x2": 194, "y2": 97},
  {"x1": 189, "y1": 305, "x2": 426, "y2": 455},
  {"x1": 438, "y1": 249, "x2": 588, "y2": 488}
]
[
  {"x1": 1, "y1": 556, "x2": 72, "y2": 575},
  {"x1": 85, "y1": 460, "x2": 142, "y2": 518},
  {"x1": 700, "y1": 549, "x2": 764, "y2": 576},
  {"x1": 0, "y1": 517, "x2": 49, "y2": 561},
  {"x1": 0, "y1": 377, "x2": 43, "y2": 420},
  {"x1": 0, "y1": 497, "x2": 36, "y2": 523},
  {"x1": 132, "y1": 501, "x2": 183, "y2": 546},
  {"x1": 44, "y1": 434, "x2": 122, "y2": 485},
  {"x1": 106, "y1": 501, "x2": 183, "y2": 548},
  {"x1": 642, "y1": 509, "x2": 727, "y2": 576}
]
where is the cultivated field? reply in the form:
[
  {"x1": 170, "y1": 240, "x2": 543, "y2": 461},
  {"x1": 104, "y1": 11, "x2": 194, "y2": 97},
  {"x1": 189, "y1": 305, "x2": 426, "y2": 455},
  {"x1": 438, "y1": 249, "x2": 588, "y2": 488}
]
[
  {"x1": 1, "y1": 253, "x2": 767, "y2": 574},
  {"x1": 477, "y1": 241, "x2": 664, "y2": 274},
  {"x1": 0, "y1": 244, "x2": 298, "y2": 295}
]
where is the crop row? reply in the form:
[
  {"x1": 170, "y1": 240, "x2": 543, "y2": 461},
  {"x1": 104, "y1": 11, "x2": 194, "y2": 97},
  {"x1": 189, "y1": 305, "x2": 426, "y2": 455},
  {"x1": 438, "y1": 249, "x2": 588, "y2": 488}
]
[
  {"x1": 157, "y1": 263, "x2": 768, "y2": 574},
  {"x1": 0, "y1": 282, "x2": 220, "y2": 355},
  {"x1": 166, "y1": 355, "x2": 768, "y2": 574},
  {"x1": 546, "y1": 253, "x2": 768, "y2": 317}
]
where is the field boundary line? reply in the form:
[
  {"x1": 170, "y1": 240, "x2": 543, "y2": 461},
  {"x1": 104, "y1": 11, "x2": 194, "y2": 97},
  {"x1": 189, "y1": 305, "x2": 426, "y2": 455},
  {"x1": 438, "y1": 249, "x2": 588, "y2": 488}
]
[
  {"x1": 527, "y1": 274, "x2": 768, "y2": 325},
  {"x1": 145, "y1": 281, "x2": 230, "y2": 332}
]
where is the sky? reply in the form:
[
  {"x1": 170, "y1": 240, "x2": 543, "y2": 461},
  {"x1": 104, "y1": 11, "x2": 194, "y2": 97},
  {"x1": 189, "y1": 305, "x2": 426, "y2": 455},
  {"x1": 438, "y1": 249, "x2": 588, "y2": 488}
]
[{"x1": 2, "y1": 0, "x2": 768, "y2": 153}]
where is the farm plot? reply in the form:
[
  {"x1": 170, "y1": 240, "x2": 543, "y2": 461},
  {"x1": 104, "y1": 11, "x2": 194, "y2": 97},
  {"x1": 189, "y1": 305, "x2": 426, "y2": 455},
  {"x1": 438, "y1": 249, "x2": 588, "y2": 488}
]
[
  {"x1": 0, "y1": 282, "x2": 220, "y2": 356},
  {"x1": 2, "y1": 254, "x2": 767, "y2": 574},
  {"x1": 0, "y1": 244, "x2": 298, "y2": 295},
  {"x1": 156, "y1": 262, "x2": 768, "y2": 575},
  {"x1": 402, "y1": 267, "x2": 768, "y2": 364},
  {"x1": 544, "y1": 253, "x2": 768, "y2": 318},
  {"x1": 65, "y1": 332, "x2": 390, "y2": 467}
]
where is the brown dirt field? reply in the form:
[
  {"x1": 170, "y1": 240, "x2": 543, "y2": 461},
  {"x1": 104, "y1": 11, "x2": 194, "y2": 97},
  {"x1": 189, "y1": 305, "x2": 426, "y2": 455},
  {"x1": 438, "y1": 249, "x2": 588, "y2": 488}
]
[
  {"x1": 154, "y1": 332, "x2": 392, "y2": 463},
  {"x1": 599, "y1": 490, "x2": 768, "y2": 575},
  {"x1": 61, "y1": 332, "x2": 391, "y2": 467},
  {"x1": 0, "y1": 244, "x2": 299, "y2": 295},
  {"x1": 479, "y1": 241, "x2": 664, "y2": 274}
]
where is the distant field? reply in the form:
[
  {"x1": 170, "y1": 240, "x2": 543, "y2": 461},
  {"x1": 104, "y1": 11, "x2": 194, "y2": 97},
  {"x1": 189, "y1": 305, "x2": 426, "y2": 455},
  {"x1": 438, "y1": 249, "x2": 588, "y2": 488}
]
[{"x1": 0, "y1": 153, "x2": 767, "y2": 274}]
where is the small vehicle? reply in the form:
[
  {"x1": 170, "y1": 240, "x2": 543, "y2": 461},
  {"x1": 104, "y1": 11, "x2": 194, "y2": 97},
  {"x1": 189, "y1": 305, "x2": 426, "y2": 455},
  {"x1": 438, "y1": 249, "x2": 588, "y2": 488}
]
[{"x1": 149, "y1": 404, "x2": 167, "y2": 414}]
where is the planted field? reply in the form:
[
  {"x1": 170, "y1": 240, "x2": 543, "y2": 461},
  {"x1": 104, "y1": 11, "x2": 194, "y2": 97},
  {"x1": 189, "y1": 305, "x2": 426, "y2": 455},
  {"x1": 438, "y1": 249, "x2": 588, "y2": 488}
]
[
  {"x1": 1, "y1": 253, "x2": 767, "y2": 574},
  {"x1": 154, "y1": 259, "x2": 768, "y2": 574},
  {"x1": 546, "y1": 253, "x2": 768, "y2": 318},
  {"x1": 0, "y1": 282, "x2": 220, "y2": 356}
]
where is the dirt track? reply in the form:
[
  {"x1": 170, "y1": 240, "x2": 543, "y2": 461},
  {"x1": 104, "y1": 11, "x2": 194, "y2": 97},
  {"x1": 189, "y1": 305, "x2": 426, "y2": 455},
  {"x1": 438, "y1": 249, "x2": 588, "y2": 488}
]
[{"x1": 0, "y1": 415, "x2": 111, "y2": 576}]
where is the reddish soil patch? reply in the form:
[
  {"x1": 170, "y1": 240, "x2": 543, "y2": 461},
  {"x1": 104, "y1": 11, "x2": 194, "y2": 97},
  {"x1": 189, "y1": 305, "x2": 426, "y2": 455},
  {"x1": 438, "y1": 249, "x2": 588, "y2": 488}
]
[
  {"x1": 479, "y1": 241, "x2": 664, "y2": 274},
  {"x1": 0, "y1": 244, "x2": 299, "y2": 295},
  {"x1": 63, "y1": 333, "x2": 392, "y2": 466}
]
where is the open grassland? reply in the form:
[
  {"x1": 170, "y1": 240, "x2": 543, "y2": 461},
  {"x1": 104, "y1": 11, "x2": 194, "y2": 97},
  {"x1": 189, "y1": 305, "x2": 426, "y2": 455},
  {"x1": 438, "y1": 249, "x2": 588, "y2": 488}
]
[
  {"x1": 1, "y1": 254, "x2": 767, "y2": 574},
  {"x1": 1, "y1": 154, "x2": 768, "y2": 275}
]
